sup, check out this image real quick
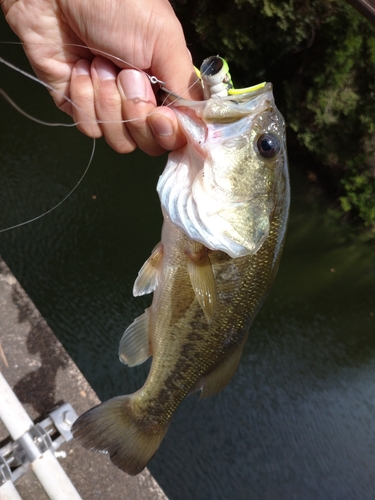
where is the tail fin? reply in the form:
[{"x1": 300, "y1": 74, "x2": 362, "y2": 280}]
[{"x1": 72, "y1": 396, "x2": 169, "y2": 475}]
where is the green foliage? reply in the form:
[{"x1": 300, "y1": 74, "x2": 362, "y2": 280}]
[{"x1": 174, "y1": 0, "x2": 375, "y2": 229}]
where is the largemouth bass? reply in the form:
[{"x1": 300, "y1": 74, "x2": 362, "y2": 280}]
[{"x1": 72, "y1": 80, "x2": 290, "y2": 475}]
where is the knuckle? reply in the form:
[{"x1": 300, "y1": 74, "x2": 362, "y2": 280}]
[
  {"x1": 106, "y1": 136, "x2": 136, "y2": 154},
  {"x1": 77, "y1": 123, "x2": 103, "y2": 139},
  {"x1": 139, "y1": 143, "x2": 165, "y2": 157},
  {"x1": 97, "y1": 89, "x2": 121, "y2": 112}
]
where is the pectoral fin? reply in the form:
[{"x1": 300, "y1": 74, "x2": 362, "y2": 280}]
[
  {"x1": 186, "y1": 249, "x2": 217, "y2": 322},
  {"x1": 133, "y1": 243, "x2": 163, "y2": 296},
  {"x1": 119, "y1": 310, "x2": 151, "y2": 367},
  {"x1": 200, "y1": 335, "x2": 248, "y2": 398}
]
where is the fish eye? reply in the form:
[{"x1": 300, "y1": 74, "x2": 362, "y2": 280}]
[{"x1": 256, "y1": 133, "x2": 280, "y2": 158}]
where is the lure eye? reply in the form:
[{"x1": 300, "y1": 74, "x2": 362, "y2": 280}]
[
  {"x1": 200, "y1": 56, "x2": 224, "y2": 76},
  {"x1": 256, "y1": 133, "x2": 280, "y2": 158}
]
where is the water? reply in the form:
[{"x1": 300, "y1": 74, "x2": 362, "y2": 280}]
[{"x1": 1, "y1": 29, "x2": 375, "y2": 499}]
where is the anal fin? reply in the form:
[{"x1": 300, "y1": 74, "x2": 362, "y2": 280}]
[
  {"x1": 200, "y1": 335, "x2": 248, "y2": 399},
  {"x1": 186, "y1": 248, "x2": 217, "y2": 322},
  {"x1": 133, "y1": 243, "x2": 163, "y2": 296},
  {"x1": 119, "y1": 309, "x2": 151, "y2": 367}
]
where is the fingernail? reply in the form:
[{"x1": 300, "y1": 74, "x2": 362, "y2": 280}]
[
  {"x1": 75, "y1": 59, "x2": 90, "y2": 76},
  {"x1": 95, "y1": 59, "x2": 116, "y2": 81},
  {"x1": 150, "y1": 116, "x2": 174, "y2": 137},
  {"x1": 119, "y1": 70, "x2": 148, "y2": 99}
]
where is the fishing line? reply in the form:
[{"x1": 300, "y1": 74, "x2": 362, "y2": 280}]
[
  {"x1": 0, "y1": 54, "x2": 171, "y2": 127},
  {"x1": 0, "y1": 40, "x2": 203, "y2": 232},
  {"x1": 0, "y1": 139, "x2": 96, "y2": 233},
  {"x1": 0, "y1": 41, "x2": 203, "y2": 126},
  {"x1": 0, "y1": 88, "x2": 76, "y2": 127}
]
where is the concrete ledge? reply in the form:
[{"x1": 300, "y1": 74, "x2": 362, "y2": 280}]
[{"x1": 0, "y1": 256, "x2": 167, "y2": 499}]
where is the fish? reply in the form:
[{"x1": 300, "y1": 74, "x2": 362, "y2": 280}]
[{"x1": 72, "y1": 79, "x2": 290, "y2": 475}]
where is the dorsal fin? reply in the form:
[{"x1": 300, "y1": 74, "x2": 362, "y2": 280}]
[
  {"x1": 119, "y1": 310, "x2": 151, "y2": 367},
  {"x1": 133, "y1": 243, "x2": 163, "y2": 296},
  {"x1": 186, "y1": 248, "x2": 217, "y2": 322}
]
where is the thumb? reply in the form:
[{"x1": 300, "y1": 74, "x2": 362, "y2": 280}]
[{"x1": 151, "y1": 12, "x2": 203, "y2": 100}]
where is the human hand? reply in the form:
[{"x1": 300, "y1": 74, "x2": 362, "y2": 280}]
[{"x1": 1, "y1": 0, "x2": 202, "y2": 155}]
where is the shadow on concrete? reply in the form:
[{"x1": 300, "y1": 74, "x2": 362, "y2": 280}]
[{"x1": 11, "y1": 286, "x2": 70, "y2": 415}]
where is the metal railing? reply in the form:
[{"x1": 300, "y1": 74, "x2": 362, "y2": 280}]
[{"x1": 0, "y1": 372, "x2": 82, "y2": 500}]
